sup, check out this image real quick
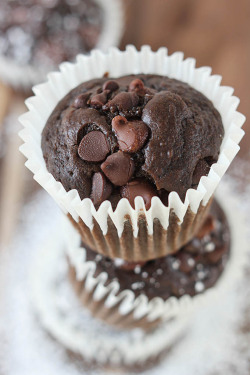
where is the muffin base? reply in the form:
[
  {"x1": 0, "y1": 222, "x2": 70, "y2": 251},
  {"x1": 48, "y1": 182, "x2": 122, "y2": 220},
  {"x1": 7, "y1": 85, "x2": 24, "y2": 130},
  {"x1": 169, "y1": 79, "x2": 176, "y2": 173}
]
[{"x1": 67, "y1": 198, "x2": 212, "y2": 262}]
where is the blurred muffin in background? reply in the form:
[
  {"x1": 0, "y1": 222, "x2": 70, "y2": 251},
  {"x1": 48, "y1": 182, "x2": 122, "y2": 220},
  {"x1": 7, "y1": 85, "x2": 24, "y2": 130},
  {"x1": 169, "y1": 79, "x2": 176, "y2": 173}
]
[
  {"x1": 0, "y1": 0, "x2": 102, "y2": 67},
  {"x1": 0, "y1": 0, "x2": 124, "y2": 89}
]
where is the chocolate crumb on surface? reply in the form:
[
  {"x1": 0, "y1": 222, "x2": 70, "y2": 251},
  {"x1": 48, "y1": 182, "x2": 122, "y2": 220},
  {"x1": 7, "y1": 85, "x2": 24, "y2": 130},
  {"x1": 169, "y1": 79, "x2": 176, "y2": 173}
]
[
  {"x1": 42, "y1": 74, "x2": 224, "y2": 208},
  {"x1": 80, "y1": 200, "x2": 230, "y2": 300}
]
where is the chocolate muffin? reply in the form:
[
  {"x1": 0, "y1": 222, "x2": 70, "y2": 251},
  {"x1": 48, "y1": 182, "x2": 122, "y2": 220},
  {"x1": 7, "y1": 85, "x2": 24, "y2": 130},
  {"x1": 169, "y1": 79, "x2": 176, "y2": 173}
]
[
  {"x1": 0, "y1": 0, "x2": 103, "y2": 68},
  {"x1": 42, "y1": 74, "x2": 224, "y2": 208},
  {"x1": 68, "y1": 200, "x2": 230, "y2": 329}
]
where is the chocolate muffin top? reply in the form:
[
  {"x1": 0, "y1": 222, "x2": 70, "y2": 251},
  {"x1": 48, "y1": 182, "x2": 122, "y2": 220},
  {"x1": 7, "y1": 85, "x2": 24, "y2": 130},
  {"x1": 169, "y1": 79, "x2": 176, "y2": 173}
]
[
  {"x1": 42, "y1": 74, "x2": 224, "y2": 208},
  {"x1": 0, "y1": 0, "x2": 102, "y2": 67}
]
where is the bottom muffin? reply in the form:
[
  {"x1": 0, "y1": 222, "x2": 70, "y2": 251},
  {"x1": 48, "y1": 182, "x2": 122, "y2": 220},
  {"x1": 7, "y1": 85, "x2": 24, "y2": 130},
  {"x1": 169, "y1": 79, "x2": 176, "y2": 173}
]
[{"x1": 67, "y1": 200, "x2": 230, "y2": 330}]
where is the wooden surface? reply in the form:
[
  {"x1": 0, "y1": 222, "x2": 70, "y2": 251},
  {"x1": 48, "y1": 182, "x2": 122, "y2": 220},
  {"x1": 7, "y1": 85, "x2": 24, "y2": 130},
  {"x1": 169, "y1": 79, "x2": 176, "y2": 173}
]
[{"x1": 121, "y1": 0, "x2": 250, "y2": 157}]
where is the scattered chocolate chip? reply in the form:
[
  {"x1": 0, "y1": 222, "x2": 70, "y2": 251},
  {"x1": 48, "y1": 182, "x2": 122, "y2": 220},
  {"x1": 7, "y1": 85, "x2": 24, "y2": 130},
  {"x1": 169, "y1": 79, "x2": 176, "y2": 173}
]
[
  {"x1": 205, "y1": 246, "x2": 227, "y2": 264},
  {"x1": 72, "y1": 93, "x2": 89, "y2": 108},
  {"x1": 129, "y1": 78, "x2": 145, "y2": 95},
  {"x1": 112, "y1": 115, "x2": 149, "y2": 153},
  {"x1": 120, "y1": 179, "x2": 157, "y2": 209},
  {"x1": 78, "y1": 131, "x2": 110, "y2": 162},
  {"x1": 177, "y1": 253, "x2": 196, "y2": 273},
  {"x1": 101, "y1": 151, "x2": 134, "y2": 186},
  {"x1": 196, "y1": 215, "x2": 215, "y2": 239},
  {"x1": 90, "y1": 90, "x2": 109, "y2": 108},
  {"x1": 103, "y1": 80, "x2": 119, "y2": 92},
  {"x1": 192, "y1": 159, "x2": 211, "y2": 186},
  {"x1": 185, "y1": 239, "x2": 201, "y2": 254},
  {"x1": 104, "y1": 92, "x2": 139, "y2": 113},
  {"x1": 91, "y1": 172, "x2": 112, "y2": 206}
]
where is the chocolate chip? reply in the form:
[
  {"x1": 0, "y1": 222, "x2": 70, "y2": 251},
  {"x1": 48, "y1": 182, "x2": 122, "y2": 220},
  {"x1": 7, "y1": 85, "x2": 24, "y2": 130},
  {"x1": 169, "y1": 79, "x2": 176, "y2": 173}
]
[
  {"x1": 78, "y1": 131, "x2": 110, "y2": 162},
  {"x1": 120, "y1": 179, "x2": 157, "y2": 209},
  {"x1": 101, "y1": 151, "x2": 134, "y2": 186},
  {"x1": 185, "y1": 240, "x2": 201, "y2": 255},
  {"x1": 205, "y1": 246, "x2": 227, "y2": 264},
  {"x1": 192, "y1": 159, "x2": 211, "y2": 186},
  {"x1": 91, "y1": 172, "x2": 112, "y2": 206},
  {"x1": 90, "y1": 90, "x2": 109, "y2": 108},
  {"x1": 102, "y1": 80, "x2": 119, "y2": 92},
  {"x1": 177, "y1": 253, "x2": 196, "y2": 273},
  {"x1": 129, "y1": 78, "x2": 145, "y2": 95},
  {"x1": 112, "y1": 115, "x2": 149, "y2": 153},
  {"x1": 72, "y1": 93, "x2": 89, "y2": 108},
  {"x1": 196, "y1": 215, "x2": 215, "y2": 239},
  {"x1": 104, "y1": 92, "x2": 139, "y2": 113}
]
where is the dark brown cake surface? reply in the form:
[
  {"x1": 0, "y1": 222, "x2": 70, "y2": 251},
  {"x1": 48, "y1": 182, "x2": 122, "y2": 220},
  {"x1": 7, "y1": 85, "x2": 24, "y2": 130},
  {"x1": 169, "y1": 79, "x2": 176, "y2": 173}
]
[
  {"x1": 42, "y1": 74, "x2": 224, "y2": 207},
  {"x1": 0, "y1": 0, "x2": 102, "y2": 67},
  {"x1": 81, "y1": 200, "x2": 230, "y2": 300}
]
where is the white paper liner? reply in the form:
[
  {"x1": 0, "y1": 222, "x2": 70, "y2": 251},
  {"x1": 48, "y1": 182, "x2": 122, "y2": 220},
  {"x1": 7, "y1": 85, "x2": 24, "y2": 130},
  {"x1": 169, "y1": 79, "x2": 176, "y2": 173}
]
[
  {"x1": 65, "y1": 182, "x2": 248, "y2": 325},
  {"x1": 0, "y1": 0, "x2": 124, "y2": 90},
  {"x1": 30, "y1": 229, "x2": 191, "y2": 365},
  {"x1": 19, "y1": 45, "x2": 245, "y2": 243}
]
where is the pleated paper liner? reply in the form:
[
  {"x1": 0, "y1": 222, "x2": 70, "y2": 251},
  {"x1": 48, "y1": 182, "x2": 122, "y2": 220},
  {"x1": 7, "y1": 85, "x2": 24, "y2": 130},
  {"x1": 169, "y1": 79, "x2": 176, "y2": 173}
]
[
  {"x1": 0, "y1": 0, "x2": 124, "y2": 91},
  {"x1": 19, "y1": 46, "x2": 245, "y2": 261},
  {"x1": 64, "y1": 182, "x2": 248, "y2": 330}
]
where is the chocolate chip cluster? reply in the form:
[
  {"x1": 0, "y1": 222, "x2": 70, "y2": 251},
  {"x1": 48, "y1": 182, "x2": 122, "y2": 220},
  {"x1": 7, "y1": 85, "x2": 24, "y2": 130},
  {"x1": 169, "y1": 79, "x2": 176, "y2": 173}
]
[
  {"x1": 42, "y1": 74, "x2": 224, "y2": 209},
  {"x1": 75, "y1": 78, "x2": 157, "y2": 208}
]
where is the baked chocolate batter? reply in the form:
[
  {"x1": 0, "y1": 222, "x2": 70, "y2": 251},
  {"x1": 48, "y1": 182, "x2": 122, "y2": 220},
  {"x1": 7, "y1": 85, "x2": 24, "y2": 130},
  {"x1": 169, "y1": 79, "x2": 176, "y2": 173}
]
[{"x1": 42, "y1": 74, "x2": 224, "y2": 207}]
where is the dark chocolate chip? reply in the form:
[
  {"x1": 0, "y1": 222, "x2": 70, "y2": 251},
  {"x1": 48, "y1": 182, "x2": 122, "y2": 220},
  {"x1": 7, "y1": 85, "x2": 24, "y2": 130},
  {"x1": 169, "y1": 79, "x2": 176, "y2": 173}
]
[
  {"x1": 112, "y1": 115, "x2": 149, "y2": 153},
  {"x1": 120, "y1": 179, "x2": 157, "y2": 209},
  {"x1": 177, "y1": 253, "x2": 196, "y2": 273},
  {"x1": 90, "y1": 90, "x2": 109, "y2": 108},
  {"x1": 196, "y1": 215, "x2": 215, "y2": 239},
  {"x1": 101, "y1": 151, "x2": 134, "y2": 186},
  {"x1": 192, "y1": 159, "x2": 211, "y2": 186},
  {"x1": 102, "y1": 80, "x2": 119, "y2": 92},
  {"x1": 104, "y1": 92, "x2": 139, "y2": 113},
  {"x1": 205, "y1": 246, "x2": 227, "y2": 264},
  {"x1": 72, "y1": 93, "x2": 89, "y2": 108},
  {"x1": 91, "y1": 172, "x2": 112, "y2": 206},
  {"x1": 185, "y1": 240, "x2": 201, "y2": 255},
  {"x1": 78, "y1": 131, "x2": 110, "y2": 162},
  {"x1": 129, "y1": 78, "x2": 145, "y2": 95}
]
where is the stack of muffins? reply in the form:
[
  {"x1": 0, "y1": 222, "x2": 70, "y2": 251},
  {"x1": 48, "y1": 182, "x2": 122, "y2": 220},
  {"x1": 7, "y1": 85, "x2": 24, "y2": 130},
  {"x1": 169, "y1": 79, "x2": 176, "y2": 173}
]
[{"x1": 20, "y1": 46, "x2": 245, "y2": 360}]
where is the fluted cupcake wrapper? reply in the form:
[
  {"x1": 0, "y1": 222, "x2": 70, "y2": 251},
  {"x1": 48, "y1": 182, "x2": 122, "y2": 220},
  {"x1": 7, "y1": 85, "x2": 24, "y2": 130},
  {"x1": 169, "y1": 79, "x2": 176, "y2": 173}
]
[
  {"x1": 19, "y1": 46, "x2": 245, "y2": 261},
  {"x1": 0, "y1": 0, "x2": 124, "y2": 90},
  {"x1": 65, "y1": 182, "x2": 248, "y2": 330}
]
